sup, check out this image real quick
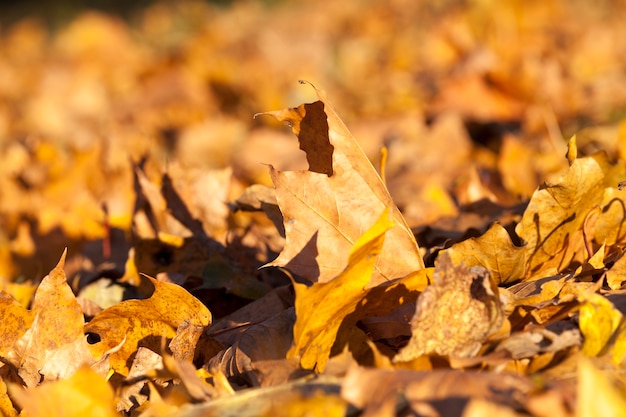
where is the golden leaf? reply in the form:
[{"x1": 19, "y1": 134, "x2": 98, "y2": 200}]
[
  {"x1": 577, "y1": 357, "x2": 626, "y2": 417},
  {"x1": 287, "y1": 207, "x2": 394, "y2": 371},
  {"x1": 578, "y1": 292, "x2": 621, "y2": 357},
  {"x1": 9, "y1": 366, "x2": 117, "y2": 417},
  {"x1": 85, "y1": 275, "x2": 211, "y2": 375},
  {"x1": 443, "y1": 222, "x2": 526, "y2": 284},
  {"x1": 515, "y1": 154, "x2": 608, "y2": 277}
]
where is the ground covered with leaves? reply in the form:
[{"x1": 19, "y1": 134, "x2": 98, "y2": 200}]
[{"x1": 2, "y1": 1, "x2": 626, "y2": 416}]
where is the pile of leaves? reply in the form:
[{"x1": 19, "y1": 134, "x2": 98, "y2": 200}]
[{"x1": 2, "y1": 1, "x2": 626, "y2": 416}]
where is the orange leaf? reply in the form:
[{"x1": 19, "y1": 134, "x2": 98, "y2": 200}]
[
  {"x1": 0, "y1": 291, "x2": 34, "y2": 358},
  {"x1": 84, "y1": 275, "x2": 211, "y2": 375}
]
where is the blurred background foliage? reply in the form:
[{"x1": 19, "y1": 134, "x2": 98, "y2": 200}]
[{"x1": 1, "y1": 0, "x2": 626, "y2": 284}]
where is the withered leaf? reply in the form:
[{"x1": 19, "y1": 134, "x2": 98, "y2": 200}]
[
  {"x1": 9, "y1": 366, "x2": 118, "y2": 417},
  {"x1": 6, "y1": 251, "x2": 95, "y2": 387},
  {"x1": 515, "y1": 153, "x2": 608, "y2": 277},
  {"x1": 0, "y1": 291, "x2": 34, "y2": 358},
  {"x1": 260, "y1": 83, "x2": 424, "y2": 286},
  {"x1": 84, "y1": 275, "x2": 211, "y2": 375},
  {"x1": 395, "y1": 253, "x2": 504, "y2": 361},
  {"x1": 342, "y1": 366, "x2": 536, "y2": 416},
  {"x1": 443, "y1": 222, "x2": 526, "y2": 284}
]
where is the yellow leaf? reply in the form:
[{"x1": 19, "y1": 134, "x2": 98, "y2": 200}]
[
  {"x1": 85, "y1": 275, "x2": 211, "y2": 375},
  {"x1": 515, "y1": 154, "x2": 608, "y2": 277},
  {"x1": 443, "y1": 222, "x2": 526, "y2": 284},
  {"x1": 288, "y1": 207, "x2": 394, "y2": 372},
  {"x1": 9, "y1": 366, "x2": 117, "y2": 417},
  {"x1": 608, "y1": 319, "x2": 626, "y2": 365},
  {"x1": 578, "y1": 292, "x2": 622, "y2": 357},
  {"x1": 577, "y1": 357, "x2": 626, "y2": 417},
  {"x1": 260, "y1": 82, "x2": 424, "y2": 286},
  {"x1": 594, "y1": 184, "x2": 626, "y2": 248},
  {"x1": 566, "y1": 135, "x2": 577, "y2": 165},
  {"x1": 0, "y1": 378, "x2": 17, "y2": 417}
]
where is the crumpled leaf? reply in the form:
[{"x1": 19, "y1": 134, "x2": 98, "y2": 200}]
[
  {"x1": 287, "y1": 207, "x2": 394, "y2": 372},
  {"x1": 395, "y1": 252, "x2": 504, "y2": 361},
  {"x1": 443, "y1": 222, "x2": 526, "y2": 284},
  {"x1": 260, "y1": 82, "x2": 424, "y2": 286},
  {"x1": 84, "y1": 275, "x2": 211, "y2": 375},
  {"x1": 515, "y1": 153, "x2": 608, "y2": 277},
  {"x1": 9, "y1": 366, "x2": 117, "y2": 417}
]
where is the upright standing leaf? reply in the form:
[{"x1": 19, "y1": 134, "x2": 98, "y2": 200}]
[
  {"x1": 259, "y1": 82, "x2": 424, "y2": 286},
  {"x1": 6, "y1": 251, "x2": 95, "y2": 386}
]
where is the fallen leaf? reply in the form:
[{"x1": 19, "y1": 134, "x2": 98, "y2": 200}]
[
  {"x1": 287, "y1": 207, "x2": 394, "y2": 371},
  {"x1": 515, "y1": 153, "x2": 608, "y2": 277},
  {"x1": 395, "y1": 252, "x2": 504, "y2": 361},
  {"x1": 260, "y1": 82, "x2": 424, "y2": 285},
  {"x1": 578, "y1": 291, "x2": 621, "y2": 357},
  {"x1": 443, "y1": 222, "x2": 526, "y2": 284},
  {"x1": 168, "y1": 376, "x2": 346, "y2": 417},
  {"x1": 209, "y1": 309, "x2": 299, "y2": 387},
  {"x1": 341, "y1": 366, "x2": 536, "y2": 417},
  {"x1": 0, "y1": 291, "x2": 34, "y2": 358},
  {"x1": 9, "y1": 366, "x2": 117, "y2": 417},
  {"x1": 0, "y1": 378, "x2": 18, "y2": 417},
  {"x1": 84, "y1": 275, "x2": 211, "y2": 375},
  {"x1": 577, "y1": 356, "x2": 626, "y2": 417}
]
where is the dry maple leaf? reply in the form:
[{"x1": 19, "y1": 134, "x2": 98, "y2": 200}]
[
  {"x1": 515, "y1": 153, "x2": 608, "y2": 277},
  {"x1": 443, "y1": 222, "x2": 526, "y2": 285},
  {"x1": 258, "y1": 81, "x2": 424, "y2": 286},
  {"x1": 395, "y1": 252, "x2": 503, "y2": 361},
  {"x1": 84, "y1": 275, "x2": 211, "y2": 375}
]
